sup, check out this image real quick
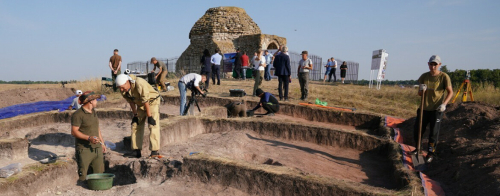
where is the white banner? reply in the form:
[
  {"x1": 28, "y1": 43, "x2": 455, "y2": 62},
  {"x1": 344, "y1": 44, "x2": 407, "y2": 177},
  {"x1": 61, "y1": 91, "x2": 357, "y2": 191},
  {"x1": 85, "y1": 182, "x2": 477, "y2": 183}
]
[{"x1": 377, "y1": 52, "x2": 388, "y2": 80}]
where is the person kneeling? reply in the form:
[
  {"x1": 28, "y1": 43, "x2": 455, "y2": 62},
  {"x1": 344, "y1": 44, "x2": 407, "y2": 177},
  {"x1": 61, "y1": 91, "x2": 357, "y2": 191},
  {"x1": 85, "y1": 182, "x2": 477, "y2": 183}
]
[
  {"x1": 71, "y1": 91, "x2": 106, "y2": 182},
  {"x1": 251, "y1": 89, "x2": 279, "y2": 116}
]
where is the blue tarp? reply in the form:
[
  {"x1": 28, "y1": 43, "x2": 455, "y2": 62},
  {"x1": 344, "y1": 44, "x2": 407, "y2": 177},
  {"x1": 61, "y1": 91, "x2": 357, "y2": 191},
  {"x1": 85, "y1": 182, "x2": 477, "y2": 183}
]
[
  {"x1": 0, "y1": 95, "x2": 107, "y2": 120},
  {"x1": 0, "y1": 96, "x2": 75, "y2": 119}
]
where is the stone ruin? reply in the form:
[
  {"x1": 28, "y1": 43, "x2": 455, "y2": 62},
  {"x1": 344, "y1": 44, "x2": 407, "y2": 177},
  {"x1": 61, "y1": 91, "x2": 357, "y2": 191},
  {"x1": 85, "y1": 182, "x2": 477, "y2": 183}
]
[{"x1": 175, "y1": 6, "x2": 287, "y2": 73}]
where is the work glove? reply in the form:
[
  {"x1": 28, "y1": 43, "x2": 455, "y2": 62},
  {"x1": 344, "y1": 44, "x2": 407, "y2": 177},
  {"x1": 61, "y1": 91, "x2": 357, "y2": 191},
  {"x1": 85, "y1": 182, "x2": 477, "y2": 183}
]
[
  {"x1": 131, "y1": 116, "x2": 139, "y2": 125},
  {"x1": 437, "y1": 104, "x2": 446, "y2": 112},
  {"x1": 202, "y1": 93, "x2": 207, "y2": 98},
  {"x1": 147, "y1": 116, "x2": 156, "y2": 126},
  {"x1": 419, "y1": 84, "x2": 427, "y2": 91}
]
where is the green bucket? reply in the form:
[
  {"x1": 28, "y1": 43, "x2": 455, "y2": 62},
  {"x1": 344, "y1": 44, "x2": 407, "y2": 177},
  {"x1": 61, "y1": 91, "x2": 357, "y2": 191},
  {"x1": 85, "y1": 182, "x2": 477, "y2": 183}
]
[{"x1": 86, "y1": 173, "x2": 115, "y2": 190}]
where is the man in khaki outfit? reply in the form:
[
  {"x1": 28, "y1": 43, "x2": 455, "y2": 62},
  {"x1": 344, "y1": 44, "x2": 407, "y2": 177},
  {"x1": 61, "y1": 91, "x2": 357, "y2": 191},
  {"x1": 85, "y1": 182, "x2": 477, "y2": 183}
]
[
  {"x1": 71, "y1": 91, "x2": 106, "y2": 181},
  {"x1": 151, "y1": 57, "x2": 168, "y2": 92},
  {"x1": 116, "y1": 74, "x2": 161, "y2": 158}
]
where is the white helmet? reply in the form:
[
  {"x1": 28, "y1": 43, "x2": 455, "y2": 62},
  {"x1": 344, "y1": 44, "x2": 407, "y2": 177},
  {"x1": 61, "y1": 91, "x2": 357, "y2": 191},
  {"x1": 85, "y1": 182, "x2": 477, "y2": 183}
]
[
  {"x1": 115, "y1": 74, "x2": 131, "y2": 86},
  {"x1": 75, "y1": 90, "x2": 82, "y2": 95}
]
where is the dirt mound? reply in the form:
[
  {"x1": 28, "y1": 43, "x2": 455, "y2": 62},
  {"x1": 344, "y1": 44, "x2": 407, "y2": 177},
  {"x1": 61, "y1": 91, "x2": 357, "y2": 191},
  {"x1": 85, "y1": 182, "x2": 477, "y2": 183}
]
[
  {"x1": 0, "y1": 88, "x2": 75, "y2": 109},
  {"x1": 399, "y1": 102, "x2": 500, "y2": 196}
]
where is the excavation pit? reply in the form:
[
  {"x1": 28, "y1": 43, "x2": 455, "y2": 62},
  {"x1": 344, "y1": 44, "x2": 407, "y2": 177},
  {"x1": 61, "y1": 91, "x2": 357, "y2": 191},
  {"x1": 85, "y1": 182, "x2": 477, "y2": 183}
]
[{"x1": 0, "y1": 99, "x2": 416, "y2": 195}]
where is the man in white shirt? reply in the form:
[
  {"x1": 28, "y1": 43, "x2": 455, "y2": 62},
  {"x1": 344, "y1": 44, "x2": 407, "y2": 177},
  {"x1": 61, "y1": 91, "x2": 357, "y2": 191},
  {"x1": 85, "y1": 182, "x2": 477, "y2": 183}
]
[
  {"x1": 297, "y1": 51, "x2": 313, "y2": 100},
  {"x1": 68, "y1": 90, "x2": 83, "y2": 110},
  {"x1": 210, "y1": 49, "x2": 223, "y2": 85},
  {"x1": 178, "y1": 73, "x2": 207, "y2": 115}
]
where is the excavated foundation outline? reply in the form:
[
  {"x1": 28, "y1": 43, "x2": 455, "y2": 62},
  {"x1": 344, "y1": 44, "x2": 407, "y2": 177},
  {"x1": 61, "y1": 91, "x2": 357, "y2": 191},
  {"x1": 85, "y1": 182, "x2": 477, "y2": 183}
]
[{"x1": 0, "y1": 96, "x2": 425, "y2": 195}]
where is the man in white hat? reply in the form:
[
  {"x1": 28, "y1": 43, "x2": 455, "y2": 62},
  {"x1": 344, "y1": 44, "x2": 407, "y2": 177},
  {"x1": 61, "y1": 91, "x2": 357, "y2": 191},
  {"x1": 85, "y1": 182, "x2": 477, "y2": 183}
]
[
  {"x1": 68, "y1": 90, "x2": 83, "y2": 110},
  {"x1": 115, "y1": 74, "x2": 161, "y2": 158}
]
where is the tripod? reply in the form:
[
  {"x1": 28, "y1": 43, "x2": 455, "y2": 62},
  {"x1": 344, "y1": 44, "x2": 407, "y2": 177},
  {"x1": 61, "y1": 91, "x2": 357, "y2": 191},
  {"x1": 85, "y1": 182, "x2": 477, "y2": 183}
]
[
  {"x1": 451, "y1": 70, "x2": 474, "y2": 103},
  {"x1": 183, "y1": 90, "x2": 201, "y2": 116}
]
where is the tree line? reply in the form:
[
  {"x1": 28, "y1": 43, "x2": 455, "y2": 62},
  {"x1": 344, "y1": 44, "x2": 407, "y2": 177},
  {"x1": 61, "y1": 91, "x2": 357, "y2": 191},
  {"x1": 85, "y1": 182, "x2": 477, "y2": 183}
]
[{"x1": 440, "y1": 66, "x2": 500, "y2": 89}]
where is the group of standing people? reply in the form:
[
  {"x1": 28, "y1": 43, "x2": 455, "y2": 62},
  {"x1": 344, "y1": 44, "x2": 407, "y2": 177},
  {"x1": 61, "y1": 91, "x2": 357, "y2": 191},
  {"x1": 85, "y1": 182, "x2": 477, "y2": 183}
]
[{"x1": 323, "y1": 57, "x2": 349, "y2": 84}]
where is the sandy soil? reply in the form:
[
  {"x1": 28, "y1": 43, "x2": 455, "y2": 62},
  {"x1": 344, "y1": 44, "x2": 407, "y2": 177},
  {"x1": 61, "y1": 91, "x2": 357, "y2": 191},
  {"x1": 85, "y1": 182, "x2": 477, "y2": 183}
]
[
  {"x1": 35, "y1": 177, "x2": 251, "y2": 196},
  {"x1": 160, "y1": 129, "x2": 396, "y2": 189},
  {"x1": 0, "y1": 88, "x2": 75, "y2": 109}
]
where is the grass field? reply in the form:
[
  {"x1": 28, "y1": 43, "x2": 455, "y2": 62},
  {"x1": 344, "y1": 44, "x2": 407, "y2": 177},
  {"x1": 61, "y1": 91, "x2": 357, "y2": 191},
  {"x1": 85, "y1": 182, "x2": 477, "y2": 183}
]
[{"x1": 1, "y1": 77, "x2": 498, "y2": 119}]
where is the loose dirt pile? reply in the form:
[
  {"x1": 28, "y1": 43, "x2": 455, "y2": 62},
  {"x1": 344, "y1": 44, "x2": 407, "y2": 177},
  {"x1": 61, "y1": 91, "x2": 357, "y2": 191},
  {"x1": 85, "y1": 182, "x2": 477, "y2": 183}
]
[
  {"x1": 399, "y1": 102, "x2": 500, "y2": 195},
  {"x1": 0, "y1": 88, "x2": 74, "y2": 109}
]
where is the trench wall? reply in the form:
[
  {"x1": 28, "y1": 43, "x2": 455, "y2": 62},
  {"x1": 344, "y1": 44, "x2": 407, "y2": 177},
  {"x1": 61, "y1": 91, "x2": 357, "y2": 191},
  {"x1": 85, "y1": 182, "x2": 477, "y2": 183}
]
[
  {"x1": 161, "y1": 95, "x2": 385, "y2": 133},
  {"x1": 0, "y1": 161, "x2": 78, "y2": 196},
  {"x1": 183, "y1": 154, "x2": 395, "y2": 196}
]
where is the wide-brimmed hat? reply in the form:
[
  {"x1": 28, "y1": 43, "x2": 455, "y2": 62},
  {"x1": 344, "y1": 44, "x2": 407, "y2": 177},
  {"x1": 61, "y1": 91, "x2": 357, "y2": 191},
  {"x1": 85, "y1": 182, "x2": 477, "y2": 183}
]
[{"x1": 79, "y1": 91, "x2": 101, "y2": 104}]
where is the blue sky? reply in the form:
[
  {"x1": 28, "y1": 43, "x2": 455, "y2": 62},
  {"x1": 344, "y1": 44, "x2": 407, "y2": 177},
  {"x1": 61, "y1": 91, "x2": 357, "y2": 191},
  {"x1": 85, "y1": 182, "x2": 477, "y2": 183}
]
[{"x1": 0, "y1": 0, "x2": 498, "y2": 81}]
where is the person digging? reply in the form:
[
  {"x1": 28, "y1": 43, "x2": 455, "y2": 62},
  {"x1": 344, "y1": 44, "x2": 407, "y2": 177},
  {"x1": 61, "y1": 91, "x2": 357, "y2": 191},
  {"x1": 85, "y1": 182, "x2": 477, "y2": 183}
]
[
  {"x1": 70, "y1": 91, "x2": 106, "y2": 182},
  {"x1": 250, "y1": 88, "x2": 279, "y2": 116},
  {"x1": 116, "y1": 74, "x2": 161, "y2": 158},
  {"x1": 411, "y1": 55, "x2": 453, "y2": 163}
]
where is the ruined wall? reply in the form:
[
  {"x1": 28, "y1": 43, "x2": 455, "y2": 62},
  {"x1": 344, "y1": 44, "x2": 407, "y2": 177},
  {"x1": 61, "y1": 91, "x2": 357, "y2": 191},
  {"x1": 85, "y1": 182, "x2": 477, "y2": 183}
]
[{"x1": 176, "y1": 6, "x2": 286, "y2": 74}]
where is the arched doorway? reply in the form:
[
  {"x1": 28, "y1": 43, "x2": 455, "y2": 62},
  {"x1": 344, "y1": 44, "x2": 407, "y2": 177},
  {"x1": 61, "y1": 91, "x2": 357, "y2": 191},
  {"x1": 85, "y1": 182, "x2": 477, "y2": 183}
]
[{"x1": 267, "y1": 42, "x2": 278, "y2": 49}]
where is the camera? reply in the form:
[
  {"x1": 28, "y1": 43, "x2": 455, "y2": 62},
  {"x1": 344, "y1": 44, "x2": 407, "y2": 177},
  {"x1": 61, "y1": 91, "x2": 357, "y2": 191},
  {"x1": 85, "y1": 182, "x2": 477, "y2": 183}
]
[{"x1": 189, "y1": 84, "x2": 208, "y2": 97}]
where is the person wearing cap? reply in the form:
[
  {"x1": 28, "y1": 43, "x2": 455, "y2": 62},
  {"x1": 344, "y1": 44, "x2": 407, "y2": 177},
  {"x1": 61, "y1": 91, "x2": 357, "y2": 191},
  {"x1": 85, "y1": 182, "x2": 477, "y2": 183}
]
[
  {"x1": 109, "y1": 49, "x2": 122, "y2": 92},
  {"x1": 115, "y1": 74, "x2": 161, "y2": 158},
  {"x1": 273, "y1": 46, "x2": 291, "y2": 101},
  {"x1": 251, "y1": 89, "x2": 279, "y2": 116},
  {"x1": 298, "y1": 51, "x2": 313, "y2": 100},
  {"x1": 151, "y1": 57, "x2": 168, "y2": 92},
  {"x1": 178, "y1": 73, "x2": 207, "y2": 115},
  {"x1": 211, "y1": 49, "x2": 223, "y2": 85},
  {"x1": 252, "y1": 50, "x2": 266, "y2": 96},
  {"x1": 263, "y1": 50, "x2": 273, "y2": 81},
  {"x1": 68, "y1": 90, "x2": 83, "y2": 110},
  {"x1": 232, "y1": 48, "x2": 243, "y2": 79},
  {"x1": 71, "y1": 91, "x2": 106, "y2": 181},
  {"x1": 411, "y1": 55, "x2": 453, "y2": 163}
]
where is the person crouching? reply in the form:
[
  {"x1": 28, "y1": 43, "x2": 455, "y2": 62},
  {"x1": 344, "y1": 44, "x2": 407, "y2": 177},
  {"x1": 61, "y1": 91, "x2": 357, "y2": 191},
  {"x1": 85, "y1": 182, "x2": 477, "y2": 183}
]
[{"x1": 250, "y1": 88, "x2": 279, "y2": 116}]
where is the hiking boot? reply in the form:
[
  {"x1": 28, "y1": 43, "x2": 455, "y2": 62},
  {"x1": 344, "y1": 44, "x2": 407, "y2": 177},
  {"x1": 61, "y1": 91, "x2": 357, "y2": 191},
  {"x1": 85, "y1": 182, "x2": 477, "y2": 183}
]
[
  {"x1": 125, "y1": 149, "x2": 141, "y2": 158},
  {"x1": 150, "y1": 151, "x2": 159, "y2": 156},
  {"x1": 425, "y1": 152, "x2": 435, "y2": 163}
]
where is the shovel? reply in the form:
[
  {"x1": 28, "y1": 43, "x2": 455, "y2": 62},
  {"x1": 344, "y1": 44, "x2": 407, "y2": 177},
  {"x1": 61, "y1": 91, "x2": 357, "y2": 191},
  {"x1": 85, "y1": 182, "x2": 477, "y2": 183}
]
[{"x1": 411, "y1": 87, "x2": 426, "y2": 171}]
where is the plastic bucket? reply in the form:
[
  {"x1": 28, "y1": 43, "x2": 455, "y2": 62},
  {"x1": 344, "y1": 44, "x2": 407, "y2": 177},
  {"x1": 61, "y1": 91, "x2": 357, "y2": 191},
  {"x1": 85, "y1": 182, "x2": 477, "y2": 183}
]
[{"x1": 86, "y1": 173, "x2": 115, "y2": 190}]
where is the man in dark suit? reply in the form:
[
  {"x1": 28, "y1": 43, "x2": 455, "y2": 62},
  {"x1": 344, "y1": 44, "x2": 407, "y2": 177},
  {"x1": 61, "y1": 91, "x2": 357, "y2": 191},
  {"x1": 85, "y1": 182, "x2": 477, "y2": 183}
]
[
  {"x1": 273, "y1": 46, "x2": 291, "y2": 101},
  {"x1": 232, "y1": 48, "x2": 243, "y2": 79}
]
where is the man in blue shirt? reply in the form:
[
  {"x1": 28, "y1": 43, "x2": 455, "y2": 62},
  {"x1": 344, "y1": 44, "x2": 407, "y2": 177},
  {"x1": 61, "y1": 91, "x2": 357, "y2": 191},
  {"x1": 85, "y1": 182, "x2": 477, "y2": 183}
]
[
  {"x1": 264, "y1": 50, "x2": 273, "y2": 81},
  {"x1": 251, "y1": 88, "x2": 280, "y2": 116},
  {"x1": 211, "y1": 49, "x2": 222, "y2": 85}
]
